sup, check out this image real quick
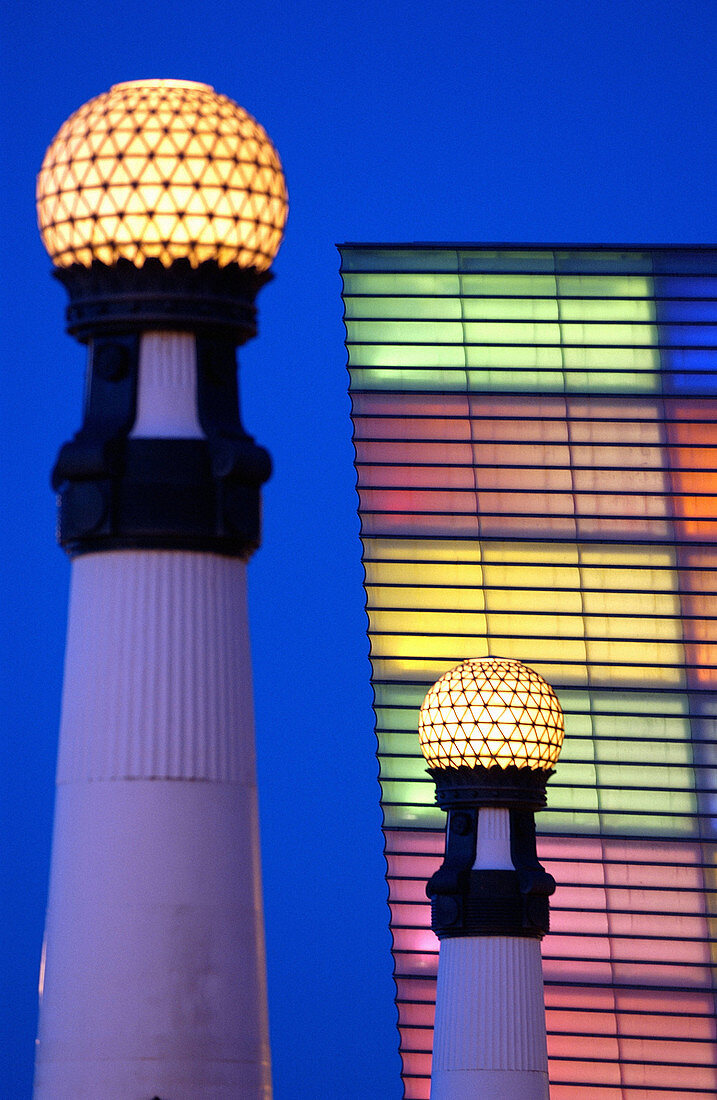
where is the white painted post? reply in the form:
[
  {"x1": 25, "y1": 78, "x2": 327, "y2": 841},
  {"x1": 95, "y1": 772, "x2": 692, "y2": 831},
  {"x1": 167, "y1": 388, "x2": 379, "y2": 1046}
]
[
  {"x1": 34, "y1": 335, "x2": 271, "y2": 1099},
  {"x1": 430, "y1": 808, "x2": 550, "y2": 1100}
]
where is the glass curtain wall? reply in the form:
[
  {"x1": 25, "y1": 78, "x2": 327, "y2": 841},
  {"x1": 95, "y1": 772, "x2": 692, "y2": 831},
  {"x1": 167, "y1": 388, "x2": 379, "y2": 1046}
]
[{"x1": 340, "y1": 244, "x2": 717, "y2": 1100}]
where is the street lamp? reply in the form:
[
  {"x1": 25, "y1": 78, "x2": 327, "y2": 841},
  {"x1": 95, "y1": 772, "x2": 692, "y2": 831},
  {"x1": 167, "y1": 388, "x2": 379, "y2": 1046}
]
[
  {"x1": 419, "y1": 656, "x2": 564, "y2": 1100},
  {"x1": 33, "y1": 80, "x2": 287, "y2": 1098}
]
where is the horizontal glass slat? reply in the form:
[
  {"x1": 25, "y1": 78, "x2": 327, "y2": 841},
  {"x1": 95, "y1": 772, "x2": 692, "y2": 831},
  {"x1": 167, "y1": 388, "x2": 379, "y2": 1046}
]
[{"x1": 341, "y1": 243, "x2": 717, "y2": 1098}]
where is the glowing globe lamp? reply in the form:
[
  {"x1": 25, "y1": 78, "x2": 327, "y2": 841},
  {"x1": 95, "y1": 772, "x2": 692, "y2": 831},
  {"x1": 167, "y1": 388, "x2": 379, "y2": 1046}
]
[
  {"x1": 419, "y1": 656, "x2": 564, "y2": 772},
  {"x1": 37, "y1": 79, "x2": 287, "y2": 271}
]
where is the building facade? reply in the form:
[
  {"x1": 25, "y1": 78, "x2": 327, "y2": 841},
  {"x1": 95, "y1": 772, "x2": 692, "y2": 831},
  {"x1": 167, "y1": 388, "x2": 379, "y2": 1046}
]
[{"x1": 340, "y1": 244, "x2": 717, "y2": 1099}]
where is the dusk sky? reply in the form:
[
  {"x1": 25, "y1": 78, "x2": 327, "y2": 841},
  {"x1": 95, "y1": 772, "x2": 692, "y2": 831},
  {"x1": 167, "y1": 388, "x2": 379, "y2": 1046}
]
[{"x1": 2, "y1": 2, "x2": 717, "y2": 1096}]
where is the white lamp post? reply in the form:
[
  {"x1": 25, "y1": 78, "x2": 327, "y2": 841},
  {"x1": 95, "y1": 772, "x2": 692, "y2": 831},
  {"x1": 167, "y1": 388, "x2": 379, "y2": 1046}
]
[
  {"x1": 33, "y1": 79, "x2": 287, "y2": 1099},
  {"x1": 419, "y1": 657, "x2": 565, "y2": 1100}
]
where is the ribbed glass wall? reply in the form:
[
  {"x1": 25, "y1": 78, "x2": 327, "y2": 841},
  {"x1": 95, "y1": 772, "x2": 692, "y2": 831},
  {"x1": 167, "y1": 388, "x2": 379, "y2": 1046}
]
[{"x1": 340, "y1": 245, "x2": 717, "y2": 1100}]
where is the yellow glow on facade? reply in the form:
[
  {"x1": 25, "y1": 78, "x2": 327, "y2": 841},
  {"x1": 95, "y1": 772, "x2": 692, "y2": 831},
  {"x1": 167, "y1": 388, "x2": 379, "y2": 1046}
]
[
  {"x1": 37, "y1": 80, "x2": 288, "y2": 270},
  {"x1": 419, "y1": 657, "x2": 565, "y2": 770}
]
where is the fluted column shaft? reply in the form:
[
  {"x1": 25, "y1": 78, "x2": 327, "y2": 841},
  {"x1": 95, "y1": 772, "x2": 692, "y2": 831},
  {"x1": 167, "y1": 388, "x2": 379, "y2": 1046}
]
[
  {"x1": 34, "y1": 333, "x2": 271, "y2": 1098},
  {"x1": 131, "y1": 331, "x2": 204, "y2": 439},
  {"x1": 431, "y1": 936, "x2": 549, "y2": 1100}
]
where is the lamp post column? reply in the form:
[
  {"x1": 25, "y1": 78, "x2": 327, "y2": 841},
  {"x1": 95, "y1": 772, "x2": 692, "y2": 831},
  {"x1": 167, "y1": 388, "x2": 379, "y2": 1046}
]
[
  {"x1": 33, "y1": 80, "x2": 288, "y2": 1099},
  {"x1": 418, "y1": 658, "x2": 565, "y2": 1100}
]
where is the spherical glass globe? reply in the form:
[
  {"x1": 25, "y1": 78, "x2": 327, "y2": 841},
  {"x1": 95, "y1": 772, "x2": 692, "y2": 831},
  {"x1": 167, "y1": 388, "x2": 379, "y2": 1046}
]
[
  {"x1": 419, "y1": 657, "x2": 564, "y2": 771},
  {"x1": 36, "y1": 79, "x2": 288, "y2": 271}
]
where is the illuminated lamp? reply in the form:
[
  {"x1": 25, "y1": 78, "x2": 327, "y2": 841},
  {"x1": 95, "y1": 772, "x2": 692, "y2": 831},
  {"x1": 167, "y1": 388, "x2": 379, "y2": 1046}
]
[
  {"x1": 33, "y1": 80, "x2": 286, "y2": 1098},
  {"x1": 37, "y1": 78, "x2": 286, "y2": 271},
  {"x1": 419, "y1": 657, "x2": 564, "y2": 1100}
]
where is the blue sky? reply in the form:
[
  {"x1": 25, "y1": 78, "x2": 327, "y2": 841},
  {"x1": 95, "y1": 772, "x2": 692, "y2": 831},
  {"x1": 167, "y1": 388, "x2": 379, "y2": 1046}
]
[{"x1": 2, "y1": 2, "x2": 717, "y2": 1095}]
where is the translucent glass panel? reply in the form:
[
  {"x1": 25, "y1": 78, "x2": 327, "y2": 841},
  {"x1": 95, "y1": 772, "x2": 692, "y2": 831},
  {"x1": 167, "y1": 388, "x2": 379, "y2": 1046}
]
[
  {"x1": 384, "y1": 828, "x2": 717, "y2": 1100},
  {"x1": 344, "y1": 262, "x2": 663, "y2": 395},
  {"x1": 341, "y1": 245, "x2": 717, "y2": 1098}
]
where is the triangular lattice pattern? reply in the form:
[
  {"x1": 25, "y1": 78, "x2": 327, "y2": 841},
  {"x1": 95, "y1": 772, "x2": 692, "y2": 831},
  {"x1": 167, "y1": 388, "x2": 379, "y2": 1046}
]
[
  {"x1": 419, "y1": 656, "x2": 564, "y2": 769},
  {"x1": 37, "y1": 79, "x2": 288, "y2": 270}
]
